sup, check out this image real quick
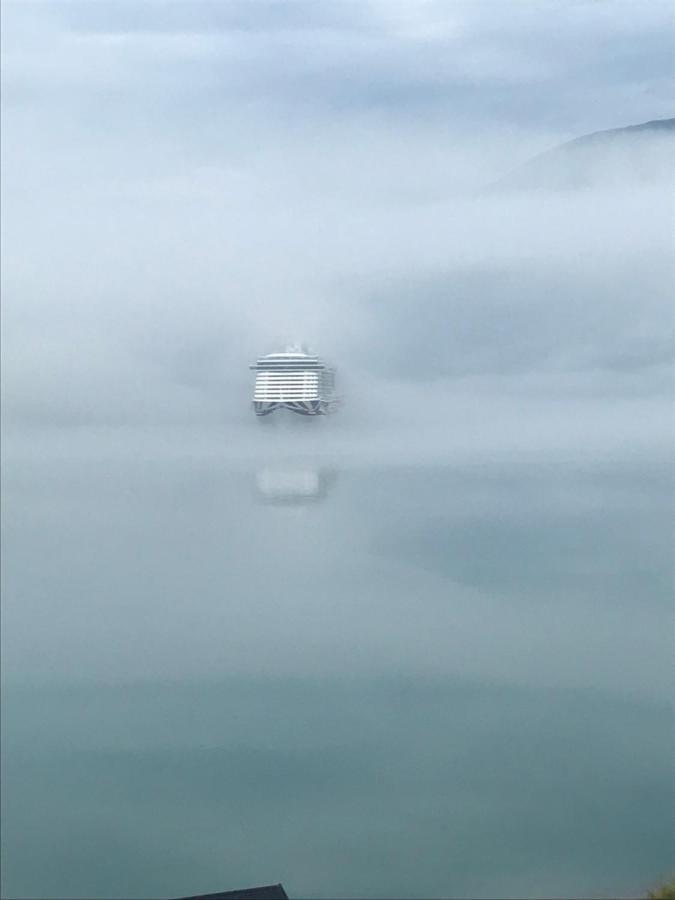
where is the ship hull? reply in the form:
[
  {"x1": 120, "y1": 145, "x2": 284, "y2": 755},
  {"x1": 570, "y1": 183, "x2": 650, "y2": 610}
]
[{"x1": 253, "y1": 400, "x2": 328, "y2": 416}]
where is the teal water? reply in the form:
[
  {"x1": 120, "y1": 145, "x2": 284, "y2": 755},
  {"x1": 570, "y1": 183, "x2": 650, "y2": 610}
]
[{"x1": 2, "y1": 456, "x2": 673, "y2": 898}]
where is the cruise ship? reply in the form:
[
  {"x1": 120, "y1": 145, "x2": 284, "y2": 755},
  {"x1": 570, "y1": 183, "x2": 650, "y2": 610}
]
[{"x1": 250, "y1": 346, "x2": 337, "y2": 416}]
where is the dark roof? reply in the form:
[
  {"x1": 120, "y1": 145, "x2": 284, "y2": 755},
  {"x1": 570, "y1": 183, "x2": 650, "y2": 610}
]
[{"x1": 176, "y1": 885, "x2": 288, "y2": 900}]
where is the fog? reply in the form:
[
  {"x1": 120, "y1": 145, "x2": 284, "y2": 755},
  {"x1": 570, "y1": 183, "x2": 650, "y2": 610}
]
[
  {"x1": 2, "y1": 0, "x2": 674, "y2": 670},
  {"x1": 1, "y1": 6, "x2": 674, "y2": 897},
  {"x1": 2, "y1": 1, "x2": 673, "y2": 448}
]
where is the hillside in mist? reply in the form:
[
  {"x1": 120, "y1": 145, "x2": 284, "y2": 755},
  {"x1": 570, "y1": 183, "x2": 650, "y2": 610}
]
[{"x1": 498, "y1": 118, "x2": 675, "y2": 190}]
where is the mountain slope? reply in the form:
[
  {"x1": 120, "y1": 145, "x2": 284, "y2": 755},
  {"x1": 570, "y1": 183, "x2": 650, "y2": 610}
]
[{"x1": 497, "y1": 118, "x2": 675, "y2": 190}]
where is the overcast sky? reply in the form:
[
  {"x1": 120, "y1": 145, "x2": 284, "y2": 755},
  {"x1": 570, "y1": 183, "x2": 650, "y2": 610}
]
[{"x1": 2, "y1": 0, "x2": 673, "y2": 458}]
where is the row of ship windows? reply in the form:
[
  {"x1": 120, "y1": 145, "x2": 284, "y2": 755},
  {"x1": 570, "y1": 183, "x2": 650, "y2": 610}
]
[{"x1": 255, "y1": 388, "x2": 320, "y2": 394}]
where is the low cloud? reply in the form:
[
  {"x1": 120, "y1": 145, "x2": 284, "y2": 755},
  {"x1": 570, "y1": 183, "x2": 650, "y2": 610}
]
[{"x1": 2, "y1": 0, "x2": 673, "y2": 450}]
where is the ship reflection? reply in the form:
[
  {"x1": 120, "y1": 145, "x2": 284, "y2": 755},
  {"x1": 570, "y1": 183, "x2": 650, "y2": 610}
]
[{"x1": 254, "y1": 466, "x2": 338, "y2": 506}]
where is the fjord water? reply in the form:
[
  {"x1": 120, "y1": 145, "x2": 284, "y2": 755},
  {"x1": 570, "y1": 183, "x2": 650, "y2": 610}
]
[{"x1": 2, "y1": 441, "x2": 672, "y2": 899}]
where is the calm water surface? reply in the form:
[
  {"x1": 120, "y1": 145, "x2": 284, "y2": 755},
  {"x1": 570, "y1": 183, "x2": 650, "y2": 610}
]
[{"x1": 2, "y1": 448, "x2": 673, "y2": 898}]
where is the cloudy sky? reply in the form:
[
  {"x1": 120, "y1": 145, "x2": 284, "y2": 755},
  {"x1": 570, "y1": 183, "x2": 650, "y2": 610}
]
[{"x1": 2, "y1": 0, "x2": 674, "y2": 459}]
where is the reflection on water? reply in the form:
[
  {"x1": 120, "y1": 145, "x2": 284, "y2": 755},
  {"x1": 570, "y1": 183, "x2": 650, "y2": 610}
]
[
  {"x1": 255, "y1": 466, "x2": 338, "y2": 505},
  {"x1": 1, "y1": 456, "x2": 673, "y2": 900}
]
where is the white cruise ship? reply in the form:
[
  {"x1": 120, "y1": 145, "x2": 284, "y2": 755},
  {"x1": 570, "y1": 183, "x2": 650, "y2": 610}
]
[{"x1": 250, "y1": 346, "x2": 337, "y2": 416}]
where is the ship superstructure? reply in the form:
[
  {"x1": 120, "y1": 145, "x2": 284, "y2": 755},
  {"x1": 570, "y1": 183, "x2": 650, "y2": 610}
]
[{"x1": 250, "y1": 346, "x2": 337, "y2": 416}]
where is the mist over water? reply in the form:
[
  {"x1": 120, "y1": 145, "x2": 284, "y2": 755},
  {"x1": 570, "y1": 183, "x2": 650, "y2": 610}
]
[
  {"x1": 2, "y1": 1, "x2": 674, "y2": 898},
  {"x1": 3, "y1": 450, "x2": 673, "y2": 898}
]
